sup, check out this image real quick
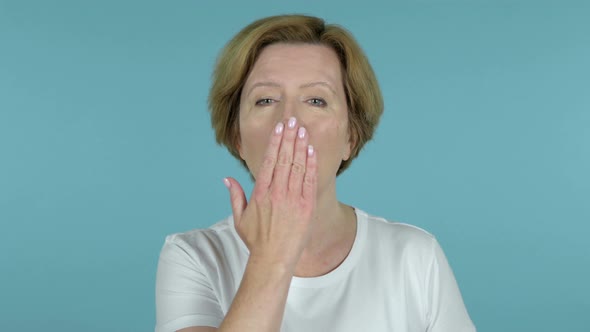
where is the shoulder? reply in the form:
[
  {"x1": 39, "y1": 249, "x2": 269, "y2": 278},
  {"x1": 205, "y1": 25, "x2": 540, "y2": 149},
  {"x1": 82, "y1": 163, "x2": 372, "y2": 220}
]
[
  {"x1": 361, "y1": 209, "x2": 435, "y2": 241},
  {"x1": 166, "y1": 216, "x2": 233, "y2": 243},
  {"x1": 358, "y1": 208, "x2": 437, "y2": 256},
  {"x1": 159, "y1": 216, "x2": 239, "y2": 265}
]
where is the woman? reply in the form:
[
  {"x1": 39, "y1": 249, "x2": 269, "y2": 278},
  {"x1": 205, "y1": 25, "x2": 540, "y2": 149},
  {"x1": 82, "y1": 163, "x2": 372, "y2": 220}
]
[{"x1": 155, "y1": 14, "x2": 476, "y2": 332}]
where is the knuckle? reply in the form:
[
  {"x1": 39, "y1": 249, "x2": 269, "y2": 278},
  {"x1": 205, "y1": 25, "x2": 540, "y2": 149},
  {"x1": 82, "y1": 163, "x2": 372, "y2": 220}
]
[
  {"x1": 300, "y1": 199, "x2": 312, "y2": 211},
  {"x1": 230, "y1": 195, "x2": 241, "y2": 206},
  {"x1": 252, "y1": 190, "x2": 264, "y2": 202},
  {"x1": 304, "y1": 173, "x2": 315, "y2": 186},
  {"x1": 291, "y1": 161, "x2": 305, "y2": 174},
  {"x1": 262, "y1": 155, "x2": 276, "y2": 168},
  {"x1": 269, "y1": 191, "x2": 283, "y2": 204},
  {"x1": 277, "y1": 151, "x2": 292, "y2": 166},
  {"x1": 253, "y1": 188, "x2": 270, "y2": 201}
]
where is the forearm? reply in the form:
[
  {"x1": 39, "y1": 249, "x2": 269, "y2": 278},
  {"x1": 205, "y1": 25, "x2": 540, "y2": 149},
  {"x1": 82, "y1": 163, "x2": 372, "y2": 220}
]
[{"x1": 218, "y1": 257, "x2": 294, "y2": 332}]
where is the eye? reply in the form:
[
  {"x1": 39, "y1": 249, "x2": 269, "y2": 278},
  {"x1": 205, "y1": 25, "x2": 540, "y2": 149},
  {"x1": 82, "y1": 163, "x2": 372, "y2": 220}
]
[
  {"x1": 308, "y1": 98, "x2": 327, "y2": 107},
  {"x1": 255, "y1": 98, "x2": 275, "y2": 106}
]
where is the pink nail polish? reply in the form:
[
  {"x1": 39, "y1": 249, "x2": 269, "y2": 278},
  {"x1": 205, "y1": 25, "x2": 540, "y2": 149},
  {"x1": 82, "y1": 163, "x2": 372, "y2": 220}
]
[
  {"x1": 298, "y1": 127, "x2": 306, "y2": 139},
  {"x1": 288, "y1": 117, "x2": 297, "y2": 129},
  {"x1": 223, "y1": 178, "x2": 231, "y2": 188},
  {"x1": 275, "y1": 122, "x2": 284, "y2": 134},
  {"x1": 307, "y1": 145, "x2": 314, "y2": 156}
]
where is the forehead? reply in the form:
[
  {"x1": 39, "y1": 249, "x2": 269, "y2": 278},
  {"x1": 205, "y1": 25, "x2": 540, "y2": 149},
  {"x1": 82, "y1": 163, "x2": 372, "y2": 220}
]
[{"x1": 245, "y1": 43, "x2": 343, "y2": 88}]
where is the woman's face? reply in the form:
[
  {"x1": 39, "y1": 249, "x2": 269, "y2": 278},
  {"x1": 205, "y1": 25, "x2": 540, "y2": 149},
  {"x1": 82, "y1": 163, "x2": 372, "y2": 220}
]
[{"x1": 238, "y1": 43, "x2": 352, "y2": 193}]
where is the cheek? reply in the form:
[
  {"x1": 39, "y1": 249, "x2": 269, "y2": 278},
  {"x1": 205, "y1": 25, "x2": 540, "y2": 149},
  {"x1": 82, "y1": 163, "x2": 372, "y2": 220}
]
[
  {"x1": 305, "y1": 117, "x2": 349, "y2": 173},
  {"x1": 306, "y1": 117, "x2": 348, "y2": 150},
  {"x1": 240, "y1": 125, "x2": 269, "y2": 155},
  {"x1": 239, "y1": 117, "x2": 275, "y2": 174}
]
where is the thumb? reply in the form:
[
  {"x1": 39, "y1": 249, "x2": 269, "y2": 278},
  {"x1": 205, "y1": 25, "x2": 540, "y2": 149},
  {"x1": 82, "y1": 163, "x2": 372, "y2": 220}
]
[{"x1": 223, "y1": 177, "x2": 247, "y2": 226}]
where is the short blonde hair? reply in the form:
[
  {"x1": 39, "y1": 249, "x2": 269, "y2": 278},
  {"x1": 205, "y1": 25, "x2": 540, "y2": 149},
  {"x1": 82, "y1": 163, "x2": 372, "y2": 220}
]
[{"x1": 208, "y1": 14, "x2": 383, "y2": 175}]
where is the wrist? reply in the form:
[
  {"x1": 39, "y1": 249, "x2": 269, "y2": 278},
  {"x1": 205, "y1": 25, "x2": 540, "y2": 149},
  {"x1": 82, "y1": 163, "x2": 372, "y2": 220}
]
[{"x1": 246, "y1": 254, "x2": 296, "y2": 278}]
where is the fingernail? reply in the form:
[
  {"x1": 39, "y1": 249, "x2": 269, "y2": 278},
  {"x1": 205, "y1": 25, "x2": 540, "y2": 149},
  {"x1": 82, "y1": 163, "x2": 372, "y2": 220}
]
[
  {"x1": 223, "y1": 178, "x2": 231, "y2": 188},
  {"x1": 298, "y1": 127, "x2": 306, "y2": 139},
  {"x1": 307, "y1": 145, "x2": 314, "y2": 156},
  {"x1": 288, "y1": 117, "x2": 297, "y2": 129},
  {"x1": 274, "y1": 122, "x2": 284, "y2": 135}
]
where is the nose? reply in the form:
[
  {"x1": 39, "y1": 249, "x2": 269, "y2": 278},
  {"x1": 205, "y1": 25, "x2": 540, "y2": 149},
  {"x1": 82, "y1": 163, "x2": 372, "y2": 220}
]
[{"x1": 279, "y1": 98, "x2": 302, "y2": 124}]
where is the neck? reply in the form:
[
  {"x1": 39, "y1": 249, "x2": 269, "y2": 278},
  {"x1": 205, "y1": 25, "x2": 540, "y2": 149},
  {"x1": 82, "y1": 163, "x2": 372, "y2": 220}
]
[
  {"x1": 304, "y1": 178, "x2": 355, "y2": 254},
  {"x1": 293, "y1": 178, "x2": 357, "y2": 277}
]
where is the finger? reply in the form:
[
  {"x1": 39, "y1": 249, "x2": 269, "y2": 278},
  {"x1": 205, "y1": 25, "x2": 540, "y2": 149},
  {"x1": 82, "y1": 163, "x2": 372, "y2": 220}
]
[
  {"x1": 287, "y1": 126, "x2": 308, "y2": 196},
  {"x1": 302, "y1": 145, "x2": 317, "y2": 201},
  {"x1": 272, "y1": 116, "x2": 298, "y2": 194},
  {"x1": 224, "y1": 177, "x2": 247, "y2": 225},
  {"x1": 253, "y1": 121, "x2": 284, "y2": 197}
]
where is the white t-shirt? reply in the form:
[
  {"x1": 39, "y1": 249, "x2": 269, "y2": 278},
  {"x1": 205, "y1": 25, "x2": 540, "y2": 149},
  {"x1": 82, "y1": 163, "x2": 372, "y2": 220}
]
[{"x1": 155, "y1": 208, "x2": 476, "y2": 332}]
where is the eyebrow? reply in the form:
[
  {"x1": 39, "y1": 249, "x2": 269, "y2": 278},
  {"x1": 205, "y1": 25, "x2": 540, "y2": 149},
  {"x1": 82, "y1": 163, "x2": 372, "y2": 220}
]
[
  {"x1": 300, "y1": 81, "x2": 337, "y2": 94},
  {"x1": 246, "y1": 81, "x2": 337, "y2": 96},
  {"x1": 246, "y1": 81, "x2": 281, "y2": 96}
]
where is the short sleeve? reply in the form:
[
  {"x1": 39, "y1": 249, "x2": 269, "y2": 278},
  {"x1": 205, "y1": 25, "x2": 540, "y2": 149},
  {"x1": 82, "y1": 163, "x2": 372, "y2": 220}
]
[
  {"x1": 425, "y1": 238, "x2": 477, "y2": 332},
  {"x1": 155, "y1": 235, "x2": 224, "y2": 332}
]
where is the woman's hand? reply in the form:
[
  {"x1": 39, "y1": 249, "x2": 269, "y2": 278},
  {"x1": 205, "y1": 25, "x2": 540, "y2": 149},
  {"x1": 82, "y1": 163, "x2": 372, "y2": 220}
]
[{"x1": 223, "y1": 117, "x2": 317, "y2": 271}]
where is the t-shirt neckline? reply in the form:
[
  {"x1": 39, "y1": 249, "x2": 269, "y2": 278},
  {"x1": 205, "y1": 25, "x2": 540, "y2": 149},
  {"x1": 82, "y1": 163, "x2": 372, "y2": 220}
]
[
  {"x1": 290, "y1": 207, "x2": 367, "y2": 288},
  {"x1": 229, "y1": 207, "x2": 368, "y2": 289}
]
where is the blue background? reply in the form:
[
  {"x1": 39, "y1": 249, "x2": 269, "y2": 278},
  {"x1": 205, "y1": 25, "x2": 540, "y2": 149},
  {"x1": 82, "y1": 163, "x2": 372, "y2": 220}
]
[{"x1": 1, "y1": 0, "x2": 588, "y2": 331}]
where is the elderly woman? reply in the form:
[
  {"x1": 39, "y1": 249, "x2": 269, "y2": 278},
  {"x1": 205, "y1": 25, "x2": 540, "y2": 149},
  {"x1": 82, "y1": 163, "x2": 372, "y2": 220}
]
[{"x1": 155, "y1": 14, "x2": 476, "y2": 332}]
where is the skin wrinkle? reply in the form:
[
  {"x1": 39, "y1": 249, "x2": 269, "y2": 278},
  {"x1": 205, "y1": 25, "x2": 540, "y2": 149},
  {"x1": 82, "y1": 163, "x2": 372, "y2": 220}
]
[{"x1": 246, "y1": 81, "x2": 338, "y2": 97}]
